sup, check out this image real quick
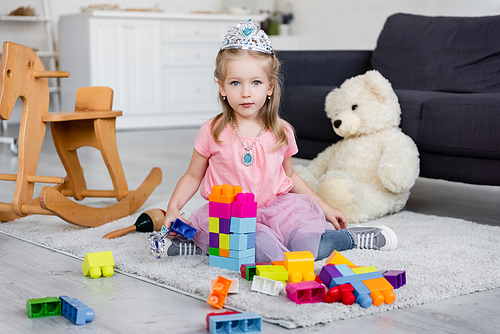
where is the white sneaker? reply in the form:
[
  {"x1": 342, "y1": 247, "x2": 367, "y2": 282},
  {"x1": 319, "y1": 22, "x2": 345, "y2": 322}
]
[{"x1": 348, "y1": 225, "x2": 398, "y2": 251}]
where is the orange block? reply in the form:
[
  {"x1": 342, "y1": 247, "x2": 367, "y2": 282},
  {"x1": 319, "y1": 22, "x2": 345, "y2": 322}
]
[
  {"x1": 219, "y1": 249, "x2": 229, "y2": 258},
  {"x1": 325, "y1": 250, "x2": 355, "y2": 266},
  {"x1": 362, "y1": 277, "x2": 396, "y2": 306},
  {"x1": 207, "y1": 276, "x2": 232, "y2": 309},
  {"x1": 209, "y1": 184, "x2": 242, "y2": 203}
]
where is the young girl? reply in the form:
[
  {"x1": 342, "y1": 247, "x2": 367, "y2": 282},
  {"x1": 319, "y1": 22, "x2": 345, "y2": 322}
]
[{"x1": 164, "y1": 20, "x2": 398, "y2": 261}]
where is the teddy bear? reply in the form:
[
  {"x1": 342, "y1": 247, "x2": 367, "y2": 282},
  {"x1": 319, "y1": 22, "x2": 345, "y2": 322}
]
[{"x1": 294, "y1": 70, "x2": 420, "y2": 223}]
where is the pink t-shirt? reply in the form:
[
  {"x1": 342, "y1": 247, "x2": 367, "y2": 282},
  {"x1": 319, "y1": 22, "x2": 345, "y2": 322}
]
[{"x1": 195, "y1": 119, "x2": 298, "y2": 208}]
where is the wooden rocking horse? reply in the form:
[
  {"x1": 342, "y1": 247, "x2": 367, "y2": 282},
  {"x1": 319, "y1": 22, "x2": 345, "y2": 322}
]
[{"x1": 0, "y1": 41, "x2": 162, "y2": 227}]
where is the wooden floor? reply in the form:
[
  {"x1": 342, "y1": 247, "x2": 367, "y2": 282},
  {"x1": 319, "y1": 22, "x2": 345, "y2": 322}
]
[{"x1": 1, "y1": 124, "x2": 499, "y2": 333}]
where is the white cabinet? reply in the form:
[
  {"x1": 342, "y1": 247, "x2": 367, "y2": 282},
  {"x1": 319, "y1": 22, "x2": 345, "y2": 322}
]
[{"x1": 59, "y1": 12, "x2": 264, "y2": 129}]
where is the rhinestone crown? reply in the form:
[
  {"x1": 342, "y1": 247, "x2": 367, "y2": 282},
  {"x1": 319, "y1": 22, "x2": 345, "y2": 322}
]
[{"x1": 221, "y1": 19, "x2": 273, "y2": 55}]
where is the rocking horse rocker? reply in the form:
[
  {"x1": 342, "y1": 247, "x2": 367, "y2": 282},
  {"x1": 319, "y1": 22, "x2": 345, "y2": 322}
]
[{"x1": 0, "y1": 41, "x2": 162, "y2": 227}]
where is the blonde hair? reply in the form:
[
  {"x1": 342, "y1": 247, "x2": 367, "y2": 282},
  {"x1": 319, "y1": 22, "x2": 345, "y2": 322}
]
[{"x1": 211, "y1": 49, "x2": 292, "y2": 150}]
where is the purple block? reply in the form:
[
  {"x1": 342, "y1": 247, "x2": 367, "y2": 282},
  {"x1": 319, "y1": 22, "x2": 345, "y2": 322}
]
[
  {"x1": 209, "y1": 232, "x2": 219, "y2": 248},
  {"x1": 219, "y1": 218, "x2": 231, "y2": 234},
  {"x1": 318, "y1": 265, "x2": 343, "y2": 287},
  {"x1": 383, "y1": 270, "x2": 406, "y2": 289}
]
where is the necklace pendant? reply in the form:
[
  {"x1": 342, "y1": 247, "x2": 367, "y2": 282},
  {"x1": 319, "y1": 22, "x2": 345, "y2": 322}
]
[{"x1": 242, "y1": 150, "x2": 254, "y2": 167}]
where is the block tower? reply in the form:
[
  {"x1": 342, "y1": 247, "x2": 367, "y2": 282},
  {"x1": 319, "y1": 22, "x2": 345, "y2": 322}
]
[{"x1": 208, "y1": 184, "x2": 257, "y2": 271}]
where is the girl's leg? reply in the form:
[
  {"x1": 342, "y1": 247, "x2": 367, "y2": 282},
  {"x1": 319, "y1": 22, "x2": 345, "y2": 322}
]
[{"x1": 316, "y1": 229, "x2": 355, "y2": 260}]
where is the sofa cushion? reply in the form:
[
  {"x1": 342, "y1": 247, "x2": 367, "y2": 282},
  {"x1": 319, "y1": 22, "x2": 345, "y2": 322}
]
[
  {"x1": 372, "y1": 13, "x2": 500, "y2": 93},
  {"x1": 394, "y1": 89, "x2": 454, "y2": 141},
  {"x1": 281, "y1": 85, "x2": 341, "y2": 145},
  {"x1": 418, "y1": 94, "x2": 500, "y2": 159}
]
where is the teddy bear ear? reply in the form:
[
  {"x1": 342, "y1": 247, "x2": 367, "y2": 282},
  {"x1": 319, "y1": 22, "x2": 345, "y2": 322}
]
[
  {"x1": 324, "y1": 88, "x2": 339, "y2": 115},
  {"x1": 363, "y1": 70, "x2": 393, "y2": 100}
]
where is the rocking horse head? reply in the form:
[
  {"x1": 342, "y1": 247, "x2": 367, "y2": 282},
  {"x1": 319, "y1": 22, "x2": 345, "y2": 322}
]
[{"x1": 0, "y1": 41, "x2": 69, "y2": 121}]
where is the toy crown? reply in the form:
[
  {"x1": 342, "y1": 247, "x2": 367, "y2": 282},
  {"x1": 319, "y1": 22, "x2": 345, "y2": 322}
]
[{"x1": 221, "y1": 19, "x2": 274, "y2": 55}]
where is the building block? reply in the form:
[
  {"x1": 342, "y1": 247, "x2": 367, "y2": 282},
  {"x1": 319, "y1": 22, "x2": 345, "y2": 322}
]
[
  {"x1": 26, "y1": 297, "x2": 61, "y2": 319},
  {"x1": 283, "y1": 251, "x2": 315, "y2": 283},
  {"x1": 230, "y1": 248, "x2": 255, "y2": 259},
  {"x1": 219, "y1": 249, "x2": 230, "y2": 257},
  {"x1": 362, "y1": 277, "x2": 396, "y2": 306},
  {"x1": 206, "y1": 311, "x2": 240, "y2": 331},
  {"x1": 350, "y1": 281, "x2": 373, "y2": 308},
  {"x1": 256, "y1": 265, "x2": 288, "y2": 282},
  {"x1": 247, "y1": 232, "x2": 255, "y2": 248},
  {"x1": 231, "y1": 193, "x2": 258, "y2": 218},
  {"x1": 219, "y1": 233, "x2": 230, "y2": 249},
  {"x1": 210, "y1": 255, "x2": 254, "y2": 271},
  {"x1": 325, "y1": 250, "x2": 355, "y2": 266},
  {"x1": 335, "y1": 264, "x2": 356, "y2": 277},
  {"x1": 240, "y1": 263, "x2": 269, "y2": 280},
  {"x1": 209, "y1": 201, "x2": 232, "y2": 219},
  {"x1": 251, "y1": 276, "x2": 285, "y2": 296},
  {"x1": 81, "y1": 251, "x2": 114, "y2": 279},
  {"x1": 286, "y1": 281, "x2": 326, "y2": 304},
  {"x1": 209, "y1": 312, "x2": 262, "y2": 334},
  {"x1": 229, "y1": 233, "x2": 248, "y2": 250},
  {"x1": 352, "y1": 266, "x2": 379, "y2": 275},
  {"x1": 59, "y1": 296, "x2": 95, "y2": 325},
  {"x1": 207, "y1": 276, "x2": 232, "y2": 309},
  {"x1": 318, "y1": 265, "x2": 343, "y2": 287},
  {"x1": 219, "y1": 218, "x2": 231, "y2": 234},
  {"x1": 330, "y1": 269, "x2": 382, "y2": 288},
  {"x1": 209, "y1": 248, "x2": 220, "y2": 256},
  {"x1": 230, "y1": 217, "x2": 256, "y2": 233},
  {"x1": 383, "y1": 270, "x2": 407, "y2": 289},
  {"x1": 209, "y1": 184, "x2": 242, "y2": 203},
  {"x1": 211, "y1": 278, "x2": 239, "y2": 294},
  {"x1": 209, "y1": 232, "x2": 220, "y2": 248},
  {"x1": 209, "y1": 217, "x2": 220, "y2": 233},
  {"x1": 170, "y1": 218, "x2": 197, "y2": 240}
]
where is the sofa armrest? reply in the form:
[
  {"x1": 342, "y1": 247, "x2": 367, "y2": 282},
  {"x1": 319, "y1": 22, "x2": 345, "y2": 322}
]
[{"x1": 277, "y1": 50, "x2": 373, "y2": 86}]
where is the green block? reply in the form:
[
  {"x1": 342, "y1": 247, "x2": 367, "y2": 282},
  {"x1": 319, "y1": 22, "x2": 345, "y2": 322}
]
[
  {"x1": 27, "y1": 297, "x2": 61, "y2": 318},
  {"x1": 209, "y1": 247, "x2": 219, "y2": 256}
]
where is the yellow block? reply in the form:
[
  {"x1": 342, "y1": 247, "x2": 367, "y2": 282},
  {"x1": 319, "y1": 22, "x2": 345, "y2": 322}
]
[
  {"x1": 256, "y1": 265, "x2": 288, "y2": 282},
  {"x1": 352, "y1": 266, "x2": 379, "y2": 274},
  {"x1": 219, "y1": 233, "x2": 230, "y2": 250},
  {"x1": 283, "y1": 251, "x2": 315, "y2": 282},
  {"x1": 325, "y1": 250, "x2": 355, "y2": 266},
  {"x1": 82, "y1": 251, "x2": 114, "y2": 279},
  {"x1": 209, "y1": 217, "x2": 219, "y2": 233}
]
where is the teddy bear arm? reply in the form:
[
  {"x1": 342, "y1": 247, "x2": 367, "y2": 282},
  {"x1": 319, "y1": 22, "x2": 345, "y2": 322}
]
[
  {"x1": 307, "y1": 144, "x2": 339, "y2": 178},
  {"x1": 377, "y1": 137, "x2": 420, "y2": 193}
]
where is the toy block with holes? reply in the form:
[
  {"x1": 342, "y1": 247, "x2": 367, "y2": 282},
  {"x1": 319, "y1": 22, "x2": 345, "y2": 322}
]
[
  {"x1": 317, "y1": 251, "x2": 397, "y2": 308},
  {"x1": 206, "y1": 311, "x2": 240, "y2": 331},
  {"x1": 251, "y1": 276, "x2": 285, "y2": 296},
  {"x1": 211, "y1": 278, "x2": 239, "y2": 294},
  {"x1": 26, "y1": 297, "x2": 61, "y2": 319},
  {"x1": 256, "y1": 265, "x2": 288, "y2": 285},
  {"x1": 82, "y1": 251, "x2": 115, "y2": 279},
  {"x1": 273, "y1": 251, "x2": 315, "y2": 283},
  {"x1": 286, "y1": 280, "x2": 326, "y2": 304},
  {"x1": 208, "y1": 185, "x2": 257, "y2": 271},
  {"x1": 240, "y1": 263, "x2": 270, "y2": 281},
  {"x1": 59, "y1": 296, "x2": 95, "y2": 325},
  {"x1": 383, "y1": 270, "x2": 407, "y2": 289},
  {"x1": 208, "y1": 312, "x2": 262, "y2": 334},
  {"x1": 207, "y1": 276, "x2": 232, "y2": 309}
]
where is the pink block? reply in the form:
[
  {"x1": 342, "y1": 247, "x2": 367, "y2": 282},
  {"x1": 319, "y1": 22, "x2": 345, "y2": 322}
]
[
  {"x1": 209, "y1": 201, "x2": 231, "y2": 219},
  {"x1": 286, "y1": 281, "x2": 326, "y2": 304},
  {"x1": 231, "y1": 193, "x2": 257, "y2": 218}
]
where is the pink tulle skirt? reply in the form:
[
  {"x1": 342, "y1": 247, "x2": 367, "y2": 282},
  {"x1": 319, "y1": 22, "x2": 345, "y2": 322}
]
[{"x1": 190, "y1": 193, "x2": 334, "y2": 262}]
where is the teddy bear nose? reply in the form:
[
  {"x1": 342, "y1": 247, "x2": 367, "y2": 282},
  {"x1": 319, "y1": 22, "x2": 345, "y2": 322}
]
[{"x1": 334, "y1": 120, "x2": 342, "y2": 128}]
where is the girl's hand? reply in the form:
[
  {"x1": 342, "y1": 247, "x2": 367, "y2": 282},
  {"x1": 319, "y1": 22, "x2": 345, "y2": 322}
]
[
  {"x1": 324, "y1": 206, "x2": 347, "y2": 230},
  {"x1": 163, "y1": 209, "x2": 183, "y2": 239}
]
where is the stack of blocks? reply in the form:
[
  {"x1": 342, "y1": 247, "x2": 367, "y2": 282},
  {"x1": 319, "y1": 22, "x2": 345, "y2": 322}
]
[{"x1": 208, "y1": 184, "x2": 257, "y2": 271}]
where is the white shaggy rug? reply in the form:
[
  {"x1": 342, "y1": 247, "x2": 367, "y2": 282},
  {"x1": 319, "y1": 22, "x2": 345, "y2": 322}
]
[{"x1": 1, "y1": 195, "x2": 499, "y2": 329}]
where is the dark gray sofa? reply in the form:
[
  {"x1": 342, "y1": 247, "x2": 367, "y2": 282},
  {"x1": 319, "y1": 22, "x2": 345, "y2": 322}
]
[{"x1": 278, "y1": 13, "x2": 500, "y2": 186}]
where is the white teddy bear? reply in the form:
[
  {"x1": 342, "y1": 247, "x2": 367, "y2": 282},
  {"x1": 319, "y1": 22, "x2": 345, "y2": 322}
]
[{"x1": 294, "y1": 70, "x2": 420, "y2": 223}]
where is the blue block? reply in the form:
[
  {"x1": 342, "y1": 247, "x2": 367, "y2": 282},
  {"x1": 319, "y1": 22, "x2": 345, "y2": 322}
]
[
  {"x1": 230, "y1": 248, "x2": 255, "y2": 259},
  {"x1": 330, "y1": 270, "x2": 383, "y2": 287},
  {"x1": 59, "y1": 296, "x2": 94, "y2": 325},
  {"x1": 230, "y1": 217, "x2": 256, "y2": 233},
  {"x1": 335, "y1": 264, "x2": 355, "y2": 277},
  {"x1": 209, "y1": 255, "x2": 255, "y2": 271},
  {"x1": 171, "y1": 218, "x2": 197, "y2": 240},
  {"x1": 247, "y1": 233, "x2": 255, "y2": 248},
  {"x1": 229, "y1": 233, "x2": 248, "y2": 250},
  {"x1": 350, "y1": 281, "x2": 373, "y2": 308},
  {"x1": 209, "y1": 312, "x2": 262, "y2": 334}
]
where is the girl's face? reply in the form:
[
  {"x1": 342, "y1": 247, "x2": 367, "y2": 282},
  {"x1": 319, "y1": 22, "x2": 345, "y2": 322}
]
[{"x1": 219, "y1": 53, "x2": 274, "y2": 121}]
